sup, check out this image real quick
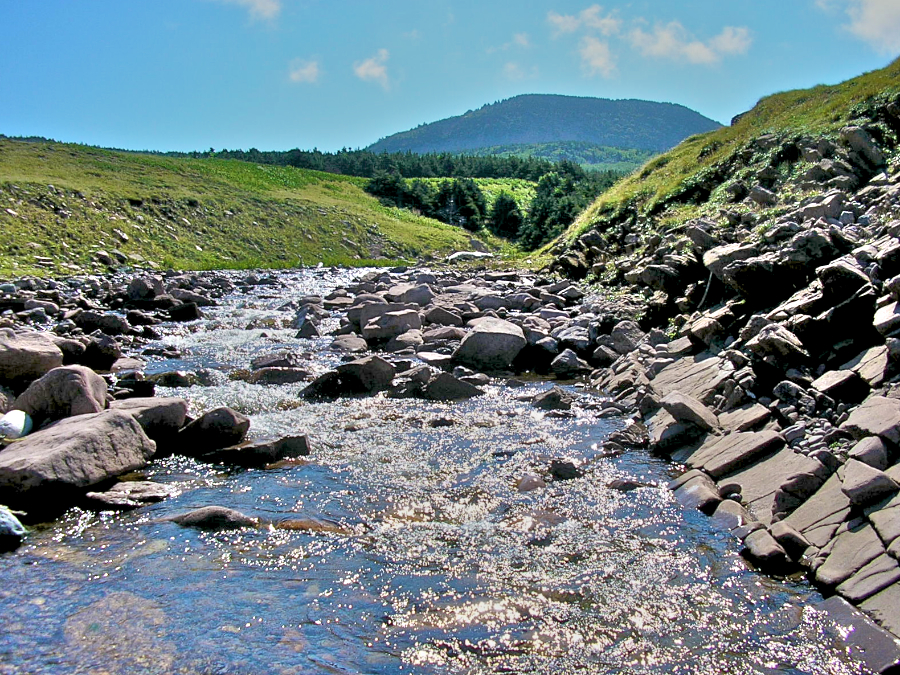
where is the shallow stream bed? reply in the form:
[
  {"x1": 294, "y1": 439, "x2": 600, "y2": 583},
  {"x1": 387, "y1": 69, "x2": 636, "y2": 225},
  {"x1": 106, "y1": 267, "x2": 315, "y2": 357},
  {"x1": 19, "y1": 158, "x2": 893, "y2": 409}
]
[{"x1": 0, "y1": 269, "x2": 872, "y2": 674}]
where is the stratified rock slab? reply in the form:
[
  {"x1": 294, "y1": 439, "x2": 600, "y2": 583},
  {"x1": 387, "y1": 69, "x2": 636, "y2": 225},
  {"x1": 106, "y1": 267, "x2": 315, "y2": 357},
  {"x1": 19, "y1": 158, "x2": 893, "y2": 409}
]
[
  {"x1": 650, "y1": 354, "x2": 729, "y2": 405},
  {"x1": 815, "y1": 596, "x2": 900, "y2": 672},
  {"x1": 816, "y1": 522, "x2": 884, "y2": 588},
  {"x1": 861, "y1": 583, "x2": 900, "y2": 640},
  {"x1": 783, "y1": 474, "x2": 852, "y2": 548},
  {"x1": 686, "y1": 430, "x2": 784, "y2": 478},
  {"x1": 841, "y1": 396, "x2": 900, "y2": 444},
  {"x1": 718, "y1": 403, "x2": 772, "y2": 432},
  {"x1": 837, "y1": 554, "x2": 900, "y2": 603},
  {"x1": 720, "y1": 447, "x2": 820, "y2": 524}
]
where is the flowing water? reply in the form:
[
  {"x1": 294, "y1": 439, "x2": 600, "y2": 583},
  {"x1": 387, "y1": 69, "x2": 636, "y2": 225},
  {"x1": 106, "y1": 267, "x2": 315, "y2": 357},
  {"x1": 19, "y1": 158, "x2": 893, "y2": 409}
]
[{"x1": 0, "y1": 269, "x2": 872, "y2": 674}]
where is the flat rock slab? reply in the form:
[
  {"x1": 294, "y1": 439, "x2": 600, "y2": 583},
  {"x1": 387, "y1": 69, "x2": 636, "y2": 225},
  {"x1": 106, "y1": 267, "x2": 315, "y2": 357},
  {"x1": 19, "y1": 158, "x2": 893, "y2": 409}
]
[
  {"x1": 874, "y1": 301, "x2": 900, "y2": 336},
  {"x1": 849, "y1": 346, "x2": 892, "y2": 388},
  {"x1": 837, "y1": 553, "x2": 900, "y2": 604},
  {"x1": 85, "y1": 480, "x2": 177, "y2": 510},
  {"x1": 661, "y1": 391, "x2": 718, "y2": 431},
  {"x1": 718, "y1": 403, "x2": 772, "y2": 432},
  {"x1": 816, "y1": 522, "x2": 885, "y2": 588},
  {"x1": 650, "y1": 354, "x2": 729, "y2": 405},
  {"x1": 0, "y1": 410, "x2": 156, "y2": 511},
  {"x1": 719, "y1": 447, "x2": 821, "y2": 525},
  {"x1": 866, "y1": 492, "x2": 900, "y2": 551},
  {"x1": 842, "y1": 459, "x2": 899, "y2": 506},
  {"x1": 841, "y1": 396, "x2": 900, "y2": 445},
  {"x1": 861, "y1": 583, "x2": 900, "y2": 641},
  {"x1": 784, "y1": 473, "x2": 852, "y2": 548},
  {"x1": 686, "y1": 430, "x2": 784, "y2": 479},
  {"x1": 815, "y1": 596, "x2": 900, "y2": 673},
  {"x1": 811, "y1": 369, "x2": 869, "y2": 403},
  {"x1": 200, "y1": 435, "x2": 312, "y2": 468}
]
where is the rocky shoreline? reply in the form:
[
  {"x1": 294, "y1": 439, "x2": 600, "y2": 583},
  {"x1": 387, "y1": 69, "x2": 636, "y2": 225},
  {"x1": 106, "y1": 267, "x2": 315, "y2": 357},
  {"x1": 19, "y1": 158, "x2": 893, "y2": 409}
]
[{"x1": 3, "y1": 254, "x2": 900, "y2": 671}]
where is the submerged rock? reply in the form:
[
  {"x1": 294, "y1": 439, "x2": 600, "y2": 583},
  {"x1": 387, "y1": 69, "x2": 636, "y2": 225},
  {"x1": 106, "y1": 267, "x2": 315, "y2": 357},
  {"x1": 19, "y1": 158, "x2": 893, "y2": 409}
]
[
  {"x1": 0, "y1": 505, "x2": 26, "y2": 551},
  {"x1": 169, "y1": 506, "x2": 258, "y2": 530}
]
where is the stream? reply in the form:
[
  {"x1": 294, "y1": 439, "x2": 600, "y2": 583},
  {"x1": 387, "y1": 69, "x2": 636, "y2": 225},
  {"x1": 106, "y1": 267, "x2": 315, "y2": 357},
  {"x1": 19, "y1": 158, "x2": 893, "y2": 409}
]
[{"x1": 0, "y1": 268, "x2": 871, "y2": 674}]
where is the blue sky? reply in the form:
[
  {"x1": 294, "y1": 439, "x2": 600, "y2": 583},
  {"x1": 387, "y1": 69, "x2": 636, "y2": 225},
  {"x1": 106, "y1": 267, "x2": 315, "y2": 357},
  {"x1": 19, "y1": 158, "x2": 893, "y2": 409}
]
[{"x1": 1, "y1": 0, "x2": 898, "y2": 152}]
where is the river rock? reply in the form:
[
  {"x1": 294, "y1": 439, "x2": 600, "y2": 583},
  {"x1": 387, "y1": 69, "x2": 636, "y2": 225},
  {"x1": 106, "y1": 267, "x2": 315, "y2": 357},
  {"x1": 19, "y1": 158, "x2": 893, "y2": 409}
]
[
  {"x1": 329, "y1": 335, "x2": 368, "y2": 353},
  {"x1": 85, "y1": 481, "x2": 177, "y2": 510},
  {"x1": 177, "y1": 407, "x2": 250, "y2": 455},
  {"x1": 169, "y1": 506, "x2": 258, "y2": 530},
  {"x1": 532, "y1": 386, "x2": 575, "y2": 411},
  {"x1": 687, "y1": 430, "x2": 784, "y2": 478},
  {"x1": 453, "y1": 317, "x2": 525, "y2": 371},
  {"x1": 13, "y1": 365, "x2": 108, "y2": 425},
  {"x1": 0, "y1": 329, "x2": 64, "y2": 386},
  {"x1": 550, "y1": 349, "x2": 592, "y2": 378},
  {"x1": 0, "y1": 505, "x2": 26, "y2": 551},
  {"x1": 248, "y1": 367, "x2": 313, "y2": 385},
  {"x1": 816, "y1": 521, "x2": 885, "y2": 588},
  {"x1": 126, "y1": 276, "x2": 164, "y2": 302},
  {"x1": 169, "y1": 302, "x2": 203, "y2": 322},
  {"x1": 422, "y1": 372, "x2": 483, "y2": 401},
  {"x1": 0, "y1": 410, "x2": 156, "y2": 512},
  {"x1": 199, "y1": 435, "x2": 312, "y2": 467},
  {"x1": 362, "y1": 310, "x2": 422, "y2": 342},
  {"x1": 109, "y1": 397, "x2": 188, "y2": 443}
]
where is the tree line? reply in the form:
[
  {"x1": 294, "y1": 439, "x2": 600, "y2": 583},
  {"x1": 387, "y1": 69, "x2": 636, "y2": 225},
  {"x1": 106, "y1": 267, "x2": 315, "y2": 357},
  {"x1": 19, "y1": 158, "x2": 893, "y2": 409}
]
[{"x1": 365, "y1": 161, "x2": 622, "y2": 250}]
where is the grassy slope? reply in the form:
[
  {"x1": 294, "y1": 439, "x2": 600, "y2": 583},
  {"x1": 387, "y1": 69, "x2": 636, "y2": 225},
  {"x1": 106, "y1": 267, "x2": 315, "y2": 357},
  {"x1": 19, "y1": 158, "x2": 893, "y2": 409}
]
[
  {"x1": 564, "y1": 56, "x2": 900, "y2": 244},
  {"x1": 0, "y1": 139, "x2": 489, "y2": 277}
]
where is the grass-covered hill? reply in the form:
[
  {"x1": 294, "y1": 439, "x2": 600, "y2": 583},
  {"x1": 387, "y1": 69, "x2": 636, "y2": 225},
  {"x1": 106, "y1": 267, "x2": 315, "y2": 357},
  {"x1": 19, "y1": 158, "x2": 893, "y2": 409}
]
[
  {"x1": 461, "y1": 141, "x2": 657, "y2": 173},
  {"x1": 552, "y1": 56, "x2": 900, "y2": 271},
  {"x1": 0, "y1": 139, "x2": 506, "y2": 278},
  {"x1": 367, "y1": 94, "x2": 722, "y2": 156}
]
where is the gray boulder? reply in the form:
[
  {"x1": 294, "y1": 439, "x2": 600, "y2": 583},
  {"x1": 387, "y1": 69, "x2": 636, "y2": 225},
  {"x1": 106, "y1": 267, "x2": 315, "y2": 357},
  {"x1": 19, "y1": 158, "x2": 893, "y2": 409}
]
[
  {"x1": 126, "y1": 276, "x2": 164, "y2": 301},
  {"x1": 362, "y1": 310, "x2": 423, "y2": 342},
  {"x1": 609, "y1": 320, "x2": 645, "y2": 354},
  {"x1": 109, "y1": 397, "x2": 188, "y2": 443},
  {"x1": 169, "y1": 506, "x2": 258, "y2": 530},
  {"x1": 453, "y1": 318, "x2": 526, "y2": 371},
  {"x1": 0, "y1": 329, "x2": 64, "y2": 386},
  {"x1": 0, "y1": 410, "x2": 156, "y2": 512},
  {"x1": 13, "y1": 365, "x2": 108, "y2": 425},
  {"x1": 422, "y1": 372, "x2": 483, "y2": 401},
  {"x1": 550, "y1": 349, "x2": 592, "y2": 378},
  {"x1": 177, "y1": 407, "x2": 250, "y2": 455}
]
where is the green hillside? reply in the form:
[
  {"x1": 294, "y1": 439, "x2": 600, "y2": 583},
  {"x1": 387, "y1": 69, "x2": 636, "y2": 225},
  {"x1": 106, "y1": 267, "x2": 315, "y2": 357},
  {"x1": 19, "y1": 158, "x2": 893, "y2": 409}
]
[
  {"x1": 563, "y1": 56, "x2": 900, "y2": 246},
  {"x1": 368, "y1": 94, "x2": 721, "y2": 155},
  {"x1": 462, "y1": 141, "x2": 657, "y2": 173},
  {"x1": 0, "y1": 139, "x2": 493, "y2": 277}
]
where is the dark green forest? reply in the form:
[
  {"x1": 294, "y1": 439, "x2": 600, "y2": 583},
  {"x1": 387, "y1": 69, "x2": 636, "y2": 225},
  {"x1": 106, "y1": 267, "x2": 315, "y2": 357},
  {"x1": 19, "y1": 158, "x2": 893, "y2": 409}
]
[{"x1": 365, "y1": 161, "x2": 622, "y2": 250}]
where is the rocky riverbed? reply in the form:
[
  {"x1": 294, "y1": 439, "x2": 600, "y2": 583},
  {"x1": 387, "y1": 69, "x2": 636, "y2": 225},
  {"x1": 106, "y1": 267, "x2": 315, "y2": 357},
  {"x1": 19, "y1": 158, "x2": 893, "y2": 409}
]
[{"x1": 1, "y1": 263, "x2": 899, "y2": 673}]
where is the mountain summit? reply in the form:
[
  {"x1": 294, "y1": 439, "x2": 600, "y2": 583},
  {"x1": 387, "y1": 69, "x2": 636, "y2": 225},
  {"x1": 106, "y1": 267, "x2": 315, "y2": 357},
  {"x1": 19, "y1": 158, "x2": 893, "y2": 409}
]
[{"x1": 367, "y1": 94, "x2": 722, "y2": 155}]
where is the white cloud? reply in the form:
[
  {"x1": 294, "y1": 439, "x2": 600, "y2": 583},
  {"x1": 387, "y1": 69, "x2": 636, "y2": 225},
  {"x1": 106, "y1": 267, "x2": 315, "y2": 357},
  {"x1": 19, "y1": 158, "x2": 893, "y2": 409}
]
[
  {"x1": 210, "y1": 0, "x2": 281, "y2": 20},
  {"x1": 846, "y1": 0, "x2": 900, "y2": 53},
  {"x1": 513, "y1": 32, "x2": 531, "y2": 48},
  {"x1": 629, "y1": 22, "x2": 751, "y2": 64},
  {"x1": 709, "y1": 26, "x2": 753, "y2": 55},
  {"x1": 579, "y1": 36, "x2": 616, "y2": 77},
  {"x1": 548, "y1": 5, "x2": 620, "y2": 37},
  {"x1": 354, "y1": 49, "x2": 390, "y2": 90},
  {"x1": 503, "y1": 61, "x2": 538, "y2": 80},
  {"x1": 289, "y1": 59, "x2": 320, "y2": 83}
]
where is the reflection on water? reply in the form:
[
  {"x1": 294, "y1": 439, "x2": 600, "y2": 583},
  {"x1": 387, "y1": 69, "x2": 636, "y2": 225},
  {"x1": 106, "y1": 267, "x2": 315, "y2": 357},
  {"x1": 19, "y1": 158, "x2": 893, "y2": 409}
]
[{"x1": 0, "y1": 269, "x2": 870, "y2": 674}]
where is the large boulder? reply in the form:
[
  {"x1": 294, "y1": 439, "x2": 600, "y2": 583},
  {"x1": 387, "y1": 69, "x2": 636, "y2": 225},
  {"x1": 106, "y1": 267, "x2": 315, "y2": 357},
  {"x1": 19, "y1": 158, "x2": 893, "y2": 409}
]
[
  {"x1": 126, "y1": 276, "x2": 164, "y2": 302},
  {"x1": 109, "y1": 397, "x2": 188, "y2": 443},
  {"x1": 13, "y1": 365, "x2": 108, "y2": 425},
  {"x1": 301, "y1": 356, "x2": 396, "y2": 400},
  {"x1": 453, "y1": 318, "x2": 526, "y2": 371},
  {"x1": 177, "y1": 407, "x2": 250, "y2": 455},
  {"x1": 361, "y1": 310, "x2": 423, "y2": 342},
  {"x1": 0, "y1": 410, "x2": 156, "y2": 513},
  {"x1": 0, "y1": 329, "x2": 64, "y2": 386}
]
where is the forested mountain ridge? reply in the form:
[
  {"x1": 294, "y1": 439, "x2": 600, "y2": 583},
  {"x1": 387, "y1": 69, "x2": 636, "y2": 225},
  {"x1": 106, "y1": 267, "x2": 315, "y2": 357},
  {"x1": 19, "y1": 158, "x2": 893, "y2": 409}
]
[{"x1": 367, "y1": 94, "x2": 722, "y2": 155}]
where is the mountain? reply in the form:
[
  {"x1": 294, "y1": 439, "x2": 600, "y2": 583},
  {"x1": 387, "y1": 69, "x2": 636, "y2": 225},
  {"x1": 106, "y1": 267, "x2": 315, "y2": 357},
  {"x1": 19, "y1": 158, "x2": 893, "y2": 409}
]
[{"x1": 367, "y1": 95, "x2": 722, "y2": 156}]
